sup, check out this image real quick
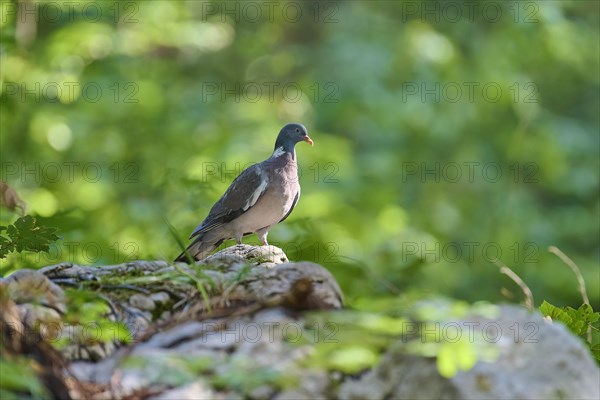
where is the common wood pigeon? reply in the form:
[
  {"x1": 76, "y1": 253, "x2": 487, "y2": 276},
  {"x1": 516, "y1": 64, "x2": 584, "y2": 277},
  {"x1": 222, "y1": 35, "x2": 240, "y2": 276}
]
[{"x1": 175, "y1": 123, "x2": 313, "y2": 262}]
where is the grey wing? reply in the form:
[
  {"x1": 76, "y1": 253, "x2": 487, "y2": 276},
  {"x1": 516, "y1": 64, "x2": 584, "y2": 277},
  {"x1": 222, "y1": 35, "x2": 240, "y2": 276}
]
[
  {"x1": 190, "y1": 163, "x2": 269, "y2": 238},
  {"x1": 279, "y1": 186, "x2": 300, "y2": 223}
]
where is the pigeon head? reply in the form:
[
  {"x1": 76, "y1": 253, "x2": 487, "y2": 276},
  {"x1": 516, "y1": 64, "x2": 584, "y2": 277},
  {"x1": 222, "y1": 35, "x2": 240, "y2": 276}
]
[{"x1": 274, "y1": 123, "x2": 314, "y2": 153}]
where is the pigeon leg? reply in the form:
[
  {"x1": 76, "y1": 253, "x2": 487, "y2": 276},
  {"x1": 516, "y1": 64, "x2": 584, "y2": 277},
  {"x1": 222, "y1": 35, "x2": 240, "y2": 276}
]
[{"x1": 256, "y1": 228, "x2": 269, "y2": 246}]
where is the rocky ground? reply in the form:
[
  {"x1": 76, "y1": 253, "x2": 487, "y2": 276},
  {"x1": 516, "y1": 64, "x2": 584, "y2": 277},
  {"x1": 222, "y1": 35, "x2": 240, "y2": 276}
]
[{"x1": 1, "y1": 244, "x2": 598, "y2": 399}]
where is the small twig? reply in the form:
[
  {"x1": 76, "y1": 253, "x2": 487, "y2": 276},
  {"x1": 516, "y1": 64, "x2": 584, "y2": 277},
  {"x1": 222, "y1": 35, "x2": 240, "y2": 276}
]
[
  {"x1": 548, "y1": 246, "x2": 591, "y2": 342},
  {"x1": 48, "y1": 278, "x2": 79, "y2": 286},
  {"x1": 96, "y1": 294, "x2": 120, "y2": 319},
  {"x1": 548, "y1": 246, "x2": 590, "y2": 305},
  {"x1": 494, "y1": 260, "x2": 534, "y2": 310},
  {"x1": 172, "y1": 297, "x2": 188, "y2": 311},
  {"x1": 101, "y1": 284, "x2": 151, "y2": 294}
]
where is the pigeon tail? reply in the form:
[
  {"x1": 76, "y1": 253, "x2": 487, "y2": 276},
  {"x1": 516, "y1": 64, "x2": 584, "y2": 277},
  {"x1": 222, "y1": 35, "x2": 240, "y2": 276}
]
[{"x1": 174, "y1": 237, "x2": 224, "y2": 262}]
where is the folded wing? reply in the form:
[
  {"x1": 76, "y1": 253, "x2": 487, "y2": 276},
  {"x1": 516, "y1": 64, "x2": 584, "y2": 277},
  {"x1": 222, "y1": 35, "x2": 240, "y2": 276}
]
[{"x1": 190, "y1": 164, "x2": 269, "y2": 238}]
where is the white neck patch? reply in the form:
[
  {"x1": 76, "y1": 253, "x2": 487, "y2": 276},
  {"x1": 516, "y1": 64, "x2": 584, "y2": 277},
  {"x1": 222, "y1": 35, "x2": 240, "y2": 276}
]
[{"x1": 272, "y1": 146, "x2": 286, "y2": 158}]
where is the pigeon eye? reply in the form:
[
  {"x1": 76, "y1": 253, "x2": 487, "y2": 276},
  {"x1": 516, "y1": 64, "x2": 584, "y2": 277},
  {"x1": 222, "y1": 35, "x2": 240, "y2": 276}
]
[{"x1": 295, "y1": 128, "x2": 300, "y2": 133}]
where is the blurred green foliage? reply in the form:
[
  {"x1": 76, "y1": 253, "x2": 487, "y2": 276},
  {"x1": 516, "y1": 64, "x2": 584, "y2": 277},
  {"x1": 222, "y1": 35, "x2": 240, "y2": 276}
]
[
  {"x1": 1, "y1": 1, "x2": 598, "y2": 313},
  {"x1": 0, "y1": 357, "x2": 49, "y2": 399},
  {"x1": 303, "y1": 299, "x2": 502, "y2": 377}
]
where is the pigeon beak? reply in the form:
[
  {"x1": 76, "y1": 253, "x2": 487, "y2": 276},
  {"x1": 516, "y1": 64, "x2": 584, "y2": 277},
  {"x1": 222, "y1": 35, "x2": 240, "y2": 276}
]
[{"x1": 304, "y1": 136, "x2": 314, "y2": 146}]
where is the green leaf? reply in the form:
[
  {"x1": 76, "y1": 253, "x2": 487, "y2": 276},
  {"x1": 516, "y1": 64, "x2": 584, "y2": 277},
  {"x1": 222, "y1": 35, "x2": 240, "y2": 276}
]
[
  {"x1": 0, "y1": 235, "x2": 15, "y2": 258},
  {"x1": 325, "y1": 346, "x2": 379, "y2": 373},
  {"x1": 355, "y1": 314, "x2": 409, "y2": 335},
  {"x1": 575, "y1": 304, "x2": 600, "y2": 324},
  {"x1": 0, "y1": 216, "x2": 59, "y2": 258},
  {"x1": 437, "y1": 339, "x2": 477, "y2": 378},
  {"x1": 307, "y1": 343, "x2": 380, "y2": 374},
  {"x1": 539, "y1": 301, "x2": 597, "y2": 337},
  {"x1": 540, "y1": 301, "x2": 574, "y2": 325}
]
